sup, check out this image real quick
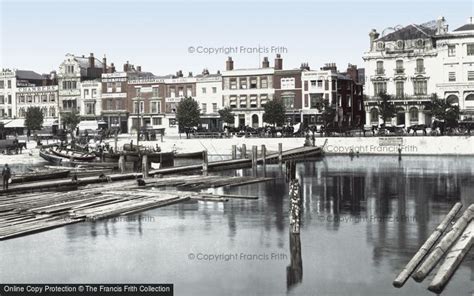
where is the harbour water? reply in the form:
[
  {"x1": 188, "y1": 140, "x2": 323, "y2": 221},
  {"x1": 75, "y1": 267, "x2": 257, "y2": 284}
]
[{"x1": 1, "y1": 155, "x2": 473, "y2": 295}]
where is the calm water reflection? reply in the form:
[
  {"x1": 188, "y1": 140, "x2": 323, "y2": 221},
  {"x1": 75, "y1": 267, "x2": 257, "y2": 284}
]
[{"x1": 1, "y1": 156, "x2": 473, "y2": 295}]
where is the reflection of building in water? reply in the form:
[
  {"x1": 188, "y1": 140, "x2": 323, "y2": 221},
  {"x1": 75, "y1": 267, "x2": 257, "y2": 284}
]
[{"x1": 286, "y1": 233, "x2": 303, "y2": 291}]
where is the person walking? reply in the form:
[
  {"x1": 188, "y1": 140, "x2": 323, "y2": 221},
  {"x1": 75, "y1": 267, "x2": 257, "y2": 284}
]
[{"x1": 2, "y1": 164, "x2": 11, "y2": 191}]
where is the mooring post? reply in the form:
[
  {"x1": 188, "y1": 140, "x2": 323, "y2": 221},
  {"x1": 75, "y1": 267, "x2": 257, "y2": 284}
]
[
  {"x1": 252, "y1": 145, "x2": 257, "y2": 168},
  {"x1": 202, "y1": 150, "x2": 208, "y2": 176},
  {"x1": 232, "y1": 145, "x2": 237, "y2": 160},
  {"x1": 142, "y1": 154, "x2": 149, "y2": 178},
  {"x1": 241, "y1": 144, "x2": 247, "y2": 159},
  {"x1": 118, "y1": 153, "x2": 125, "y2": 173},
  {"x1": 261, "y1": 144, "x2": 266, "y2": 168},
  {"x1": 114, "y1": 132, "x2": 118, "y2": 153},
  {"x1": 278, "y1": 143, "x2": 283, "y2": 164},
  {"x1": 288, "y1": 161, "x2": 301, "y2": 234}
]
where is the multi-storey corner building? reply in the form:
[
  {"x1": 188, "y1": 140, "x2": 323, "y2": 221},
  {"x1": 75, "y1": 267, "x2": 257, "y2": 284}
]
[
  {"x1": 301, "y1": 63, "x2": 365, "y2": 128},
  {"x1": 195, "y1": 69, "x2": 223, "y2": 131},
  {"x1": 57, "y1": 53, "x2": 106, "y2": 116},
  {"x1": 435, "y1": 18, "x2": 474, "y2": 120},
  {"x1": 1, "y1": 69, "x2": 54, "y2": 119},
  {"x1": 16, "y1": 85, "x2": 58, "y2": 120},
  {"x1": 363, "y1": 17, "x2": 474, "y2": 126},
  {"x1": 222, "y1": 57, "x2": 274, "y2": 128}
]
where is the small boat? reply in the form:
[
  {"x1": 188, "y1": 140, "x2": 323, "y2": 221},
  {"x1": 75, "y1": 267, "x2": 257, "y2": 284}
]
[
  {"x1": 11, "y1": 169, "x2": 70, "y2": 184},
  {"x1": 51, "y1": 146, "x2": 96, "y2": 162},
  {"x1": 174, "y1": 151, "x2": 204, "y2": 159},
  {"x1": 39, "y1": 149, "x2": 64, "y2": 164}
]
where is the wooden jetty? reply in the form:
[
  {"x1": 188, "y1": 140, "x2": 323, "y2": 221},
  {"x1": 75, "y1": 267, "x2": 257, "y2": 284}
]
[
  {"x1": 149, "y1": 145, "x2": 322, "y2": 175},
  {"x1": 0, "y1": 175, "x2": 272, "y2": 240}
]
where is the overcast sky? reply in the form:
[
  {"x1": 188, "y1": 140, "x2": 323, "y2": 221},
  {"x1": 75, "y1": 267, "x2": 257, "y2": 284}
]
[{"x1": 0, "y1": 0, "x2": 471, "y2": 75}]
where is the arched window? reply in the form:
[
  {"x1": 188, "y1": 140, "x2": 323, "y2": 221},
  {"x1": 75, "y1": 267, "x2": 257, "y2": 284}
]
[
  {"x1": 409, "y1": 107, "x2": 419, "y2": 123},
  {"x1": 465, "y1": 94, "x2": 474, "y2": 101},
  {"x1": 370, "y1": 108, "x2": 379, "y2": 123},
  {"x1": 446, "y1": 95, "x2": 459, "y2": 105}
]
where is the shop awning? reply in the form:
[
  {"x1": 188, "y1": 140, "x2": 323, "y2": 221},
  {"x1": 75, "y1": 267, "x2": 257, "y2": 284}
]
[{"x1": 4, "y1": 119, "x2": 25, "y2": 128}]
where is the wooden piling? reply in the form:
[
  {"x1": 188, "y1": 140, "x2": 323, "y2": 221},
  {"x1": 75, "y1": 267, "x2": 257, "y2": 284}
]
[
  {"x1": 114, "y1": 133, "x2": 118, "y2": 152},
  {"x1": 261, "y1": 144, "x2": 266, "y2": 168},
  {"x1": 428, "y1": 220, "x2": 474, "y2": 293},
  {"x1": 232, "y1": 145, "x2": 237, "y2": 160},
  {"x1": 118, "y1": 154, "x2": 125, "y2": 173},
  {"x1": 278, "y1": 143, "x2": 283, "y2": 164},
  {"x1": 142, "y1": 154, "x2": 149, "y2": 178},
  {"x1": 289, "y1": 179, "x2": 301, "y2": 233},
  {"x1": 241, "y1": 144, "x2": 247, "y2": 159},
  {"x1": 252, "y1": 146, "x2": 257, "y2": 168},
  {"x1": 412, "y1": 204, "x2": 474, "y2": 282},
  {"x1": 393, "y1": 202, "x2": 463, "y2": 288},
  {"x1": 202, "y1": 150, "x2": 208, "y2": 176}
]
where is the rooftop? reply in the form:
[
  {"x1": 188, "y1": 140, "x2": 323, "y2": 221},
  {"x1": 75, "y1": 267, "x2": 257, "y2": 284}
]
[{"x1": 377, "y1": 24, "x2": 436, "y2": 41}]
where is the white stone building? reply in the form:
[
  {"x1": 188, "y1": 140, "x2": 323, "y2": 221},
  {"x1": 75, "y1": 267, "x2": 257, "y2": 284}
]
[
  {"x1": 79, "y1": 80, "x2": 102, "y2": 119},
  {"x1": 435, "y1": 18, "x2": 474, "y2": 120},
  {"x1": 1, "y1": 69, "x2": 50, "y2": 119},
  {"x1": 57, "y1": 53, "x2": 106, "y2": 117},
  {"x1": 363, "y1": 17, "x2": 474, "y2": 126},
  {"x1": 221, "y1": 57, "x2": 274, "y2": 128},
  {"x1": 16, "y1": 85, "x2": 58, "y2": 119},
  {"x1": 195, "y1": 69, "x2": 223, "y2": 131}
]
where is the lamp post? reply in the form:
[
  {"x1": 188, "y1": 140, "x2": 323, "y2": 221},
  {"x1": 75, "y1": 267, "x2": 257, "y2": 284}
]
[{"x1": 136, "y1": 92, "x2": 141, "y2": 147}]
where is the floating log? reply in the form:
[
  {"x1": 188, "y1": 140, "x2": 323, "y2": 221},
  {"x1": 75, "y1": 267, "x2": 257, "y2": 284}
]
[
  {"x1": 393, "y1": 202, "x2": 463, "y2": 288},
  {"x1": 412, "y1": 204, "x2": 474, "y2": 282},
  {"x1": 199, "y1": 193, "x2": 258, "y2": 200},
  {"x1": 428, "y1": 220, "x2": 474, "y2": 293}
]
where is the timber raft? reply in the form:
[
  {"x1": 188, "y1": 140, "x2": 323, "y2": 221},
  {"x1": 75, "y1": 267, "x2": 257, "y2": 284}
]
[
  {"x1": 0, "y1": 175, "x2": 274, "y2": 240},
  {"x1": 0, "y1": 145, "x2": 322, "y2": 195}
]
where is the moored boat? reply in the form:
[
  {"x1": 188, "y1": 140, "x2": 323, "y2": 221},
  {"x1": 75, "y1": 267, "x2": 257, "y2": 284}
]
[
  {"x1": 39, "y1": 149, "x2": 64, "y2": 164},
  {"x1": 51, "y1": 146, "x2": 96, "y2": 162}
]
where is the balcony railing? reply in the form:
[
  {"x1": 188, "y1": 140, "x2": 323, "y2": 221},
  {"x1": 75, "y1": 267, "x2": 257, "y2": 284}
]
[
  {"x1": 394, "y1": 68, "x2": 405, "y2": 74},
  {"x1": 415, "y1": 67, "x2": 425, "y2": 74}
]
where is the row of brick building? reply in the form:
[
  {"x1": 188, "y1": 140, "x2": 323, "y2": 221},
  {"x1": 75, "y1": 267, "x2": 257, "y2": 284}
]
[{"x1": 1, "y1": 53, "x2": 365, "y2": 134}]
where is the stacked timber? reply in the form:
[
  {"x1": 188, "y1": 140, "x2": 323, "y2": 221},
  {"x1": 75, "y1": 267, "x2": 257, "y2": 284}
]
[
  {"x1": 0, "y1": 175, "x2": 270, "y2": 240},
  {"x1": 393, "y1": 203, "x2": 474, "y2": 294}
]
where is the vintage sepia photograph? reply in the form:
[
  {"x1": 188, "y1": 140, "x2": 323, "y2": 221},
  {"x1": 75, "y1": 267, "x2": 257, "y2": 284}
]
[{"x1": 0, "y1": 0, "x2": 473, "y2": 295}]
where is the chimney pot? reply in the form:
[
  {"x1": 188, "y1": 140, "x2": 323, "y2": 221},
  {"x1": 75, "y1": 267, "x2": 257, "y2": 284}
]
[{"x1": 274, "y1": 54, "x2": 283, "y2": 70}]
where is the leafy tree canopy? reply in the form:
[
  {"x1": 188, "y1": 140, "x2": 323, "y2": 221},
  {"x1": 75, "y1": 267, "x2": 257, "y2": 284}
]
[{"x1": 263, "y1": 99, "x2": 286, "y2": 126}]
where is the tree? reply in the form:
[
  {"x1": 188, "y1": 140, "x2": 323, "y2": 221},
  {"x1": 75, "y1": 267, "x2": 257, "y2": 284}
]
[
  {"x1": 176, "y1": 97, "x2": 200, "y2": 138},
  {"x1": 263, "y1": 99, "x2": 285, "y2": 126},
  {"x1": 218, "y1": 107, "x2": 235, "y2": 126},
  {"x1": 314, "y1": 98, "x2": 336, "y2": 128},
  {"x1": 61, "y1": 111, "x2": 81, "y2": 143},
  {"x1": 426, "y1": 94, "x2": 460, "y2": 134},
  {"x1": 24, "y1": 107, "x2": 44, "y2": 141},
  {"x1": 377, "y1": 92, "x2": 397, "y2": 126}
]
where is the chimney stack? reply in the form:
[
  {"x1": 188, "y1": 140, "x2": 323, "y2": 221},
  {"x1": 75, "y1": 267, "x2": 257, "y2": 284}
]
[
  {"x1": 274, "y1": 54, "x2": 283, "y2": 70},
  {"x1": 110, "y1": 63, "x2": 116, "y2": 73},
  {"x1": 102, "y1": 55, "x2": 107, "y2": 73},
  {"x1": 436, "y1": 16, "x2": 448, "y2": 35},
  {"x1": 300, "y1": 63, "x2": 310, "y2": 71},
  {"x1": 89, "y1": 53, "x2": 95, "y2": 68},
  {"x1": 202, "y1": 68, "x2": 209, "y2": 75},
  {"x1": 226, "y1": 57, "x2": 234, "y2": 71},
  {"x1": 369, "y1": 29, "x2": 380, "y2": 51},
  {"x1": 188, "y1": 72, "x2": 193, "y2": 77},
  {"x1": 123, "y1": 61, "x2": 129, "y2": 72},
  {"x1": 137, "y1": 66, "x2": 142, "y2": 72},
  {"x1": 262, "y1": 57, "x2": 269, "y2": 68}
]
